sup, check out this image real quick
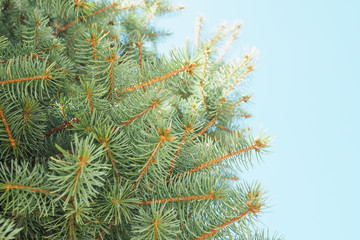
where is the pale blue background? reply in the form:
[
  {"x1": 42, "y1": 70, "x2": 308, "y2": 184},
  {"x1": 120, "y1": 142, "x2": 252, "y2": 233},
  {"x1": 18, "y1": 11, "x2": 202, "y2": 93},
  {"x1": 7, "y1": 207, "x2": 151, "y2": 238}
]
[{"x1": 156, "y1": 0, "x2": 360, "y2": 239}]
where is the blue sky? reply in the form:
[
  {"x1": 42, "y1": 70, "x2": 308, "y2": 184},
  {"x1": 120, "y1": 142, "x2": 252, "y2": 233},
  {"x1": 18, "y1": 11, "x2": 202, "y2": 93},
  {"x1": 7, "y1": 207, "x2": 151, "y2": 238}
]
[{"x1": 156, "y1": 0, "x2": 360, "y2": 239}]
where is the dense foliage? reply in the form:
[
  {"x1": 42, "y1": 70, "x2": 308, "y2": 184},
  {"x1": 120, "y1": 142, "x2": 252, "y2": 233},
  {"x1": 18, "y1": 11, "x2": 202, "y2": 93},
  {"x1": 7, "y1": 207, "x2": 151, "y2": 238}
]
[{"x1": 0, "y1": 0, "x2": 280, "y2": 239}]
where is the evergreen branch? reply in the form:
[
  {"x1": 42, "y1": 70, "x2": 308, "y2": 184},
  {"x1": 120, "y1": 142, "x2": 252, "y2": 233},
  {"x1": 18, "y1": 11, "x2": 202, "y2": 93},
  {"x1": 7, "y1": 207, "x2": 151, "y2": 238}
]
[
  {"x1": 209, "y1": 24, "x2": 226, "y2": 47},
  {"x1": 197, "y1": 69, "x2": 252, "y2": 137},
  {"x1": 202, "y1": 49, "x2": 210, "y2": 79},
  {"x1": 86, "y1": 89, "x2": 93, "y2": 114},
  {"x1": 1, "y1": 53, "x2": 67, "y2": 74},
  {"x1": 44, "y1": 118, "x2": 79, "y2": 137},
  {"x1": 104, "y1": 53, "x2": 119, "y2": 100},
  {"x1": 0, "y1": 74, "x2": 52, "y2": 85},
  {"x1": 234, "y1": 113, "x2": 252, "y2": 118},
  {"x1": 203, "y1": 133, "x2": 227, "y2": 147},
  {"x1": 35, "y1": 55, "x2": 68, "y2": 74},
  {"x1": 120, "y1": 63, "x2": 196, "y2": 94},
  {"x1": 61, "y1": 102, "x2": 66, "y2": 122},
  {"x1": 86, "y1": 33, "x2": 99, "y2": 60},
  {"x1": 162, "y1": 6, "x2": 184, "y2": 12},
  {"x1": 223, "y1": 175, "x2": 239, "y2": 181},
  {"x1": 53, "y1": 3, "x2": 141, "y2": 36},
  {"x1": 68, "y1": 213, "x2": 75, "y2": 240},
  {"x1": 196, "y1": 16, "x2": 203, "y2": 49},
  {"x1": 214, "y1": 123, "x2": 243, "y2": 137},
  {"x1": 133, "y1": 139, "x2": 164, "y2": 190},
  {"x1": 170, "y1": 99, "x2": 183, "y2": 119},
  {"x1": 145, "y1": 2, "x2": 160, "y2": 27},
  {"x1": 223, "y1": 95, "x2": 251, "y2": 113},
  {"x1": 3, "y1": 183, "x2": 67, "y2": 201},
  {"x1": 98, "y1": 136, "x2": 119, "y2": 181},
  {"x1": 193, "y1": 209, "x2": 251, "y2": 240},
  {"x1": 223, "y1": 54, "x2": 252, "y2": 80},
  {"x1": 0, "y1": 104, "x2": 16, "y2": 149},
  {"x1": 136, "y1": 41, "x2": 144, "y2": 72},
  {"x1": 74, "y1": 0, "x2": 88, "y2": 10},
  {"x1": 133, "y1": 128, "x2": 175, "y2": 190},
  {"x1": 199, "y1": 80, "x2": 210, "y2": 118},
  {"x1": 86, "y1": 22, "x2": 118, "y2": 40},
  {"x1": 146, "y1": 33, "x2": 171, "y2": 37},
  {"x1": 179, "y1": 140, "x2": 265, "y2": 176},
  {"x1": 167, "y1": 126, "x2": 191, "y2": 178},
  {"x1": 218, "y1": 24, "x2": 241, "y2": 62},
  {"x1": 67, "y1": 27, "x2": 80, "y2": 46},
  {"x1": 137, "y1": 190, "x2": 218, "y2": 205},
  {"x1": 86, "y1": 2, "x2": 118, "y2": 18},
  {"x1": 119, "y1": 99, "x2": 159, "y2": 127},
  {"x1": 223, "y1": 66, "x2": 253, "y2": 97}
]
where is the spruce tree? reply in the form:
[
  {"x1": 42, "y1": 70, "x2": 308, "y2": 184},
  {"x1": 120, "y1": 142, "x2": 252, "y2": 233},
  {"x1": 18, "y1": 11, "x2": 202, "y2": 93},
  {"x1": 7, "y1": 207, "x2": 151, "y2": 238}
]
[{"x1": 0, "y1": 0, "x2": 281, "y2": 239}]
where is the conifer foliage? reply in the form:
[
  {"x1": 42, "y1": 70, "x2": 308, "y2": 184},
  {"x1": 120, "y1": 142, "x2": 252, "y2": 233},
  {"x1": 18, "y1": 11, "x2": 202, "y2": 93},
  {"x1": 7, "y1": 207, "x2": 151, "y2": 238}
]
[{"x1": 0, "y1": 0, "x2": 280, "y2": 239}]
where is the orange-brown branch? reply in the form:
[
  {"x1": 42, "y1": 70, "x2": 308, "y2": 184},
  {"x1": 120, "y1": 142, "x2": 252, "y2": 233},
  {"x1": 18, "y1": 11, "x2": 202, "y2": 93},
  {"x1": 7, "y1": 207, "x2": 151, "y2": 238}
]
[
  {"x1": 104, "y1": 53, "x2": 119, "y2": 100},
  {"x1": 163, "y1": 6, "x2": 184, "y2": 12},
  {"x1": 44, "y1": 118, "x2": 79, "y2": 137},
  {"x1": 147, "y1": 33, "x2": 171, "y2": 37},
  {"x1": 199, "y1": 81, "x2": 210, "y2": 118},
  {"x1": 136, "y1": 41, "x2": 144, "y2": 71},
  {"x1": 224, "y1": 175, "x2": 239, "y2": 181},
  {"x1": 31, "y1": 53, "x2": 68, "y2": 74},
  {"x1": 120, "y1": 100, "x2": 159, "y2": 127},
  {"x1": 167, "y1": 127, "x2": 190, "y2": 178},
  {"x1": 67, "y1": 27, "x2": 80, "y2": 46},
  {"x1": 86, "y1": 22, "x2": 118, "y2": 40},
  {"x1": 181, "y1": 144, "x2": 259, "y2": 176},
  {"x1": 87, "y1": 2, "x2": 118, "y2": 18},
  {"x1": 196, "y1": 97, "x2": 225, "y2": 137},
  {"x1": 35, "y1": 20, "x2": 40, "y2": 48},
  {"x1": 223, "y1": 67, "x2": 252, "y2": 97},
  {"x1": 193, "y1": 209, "x2": 251, "y2": 240},
  {"x1": 196, "y1": 16, "x2": 203, "y2": 49},
  {"x1": 1, "y1": 53, "x2": 67, "y2": 73},
  {"x1": 1, "y1": 43, "x2": 58, "y2": 63},
  {"x1": 218, "y1": 25, "x2": 241, "y2": 62},
  {"x1": 53, "y1": 3, "x2": 140, "y2": 36},
  {"x1": 0, "y1": 105, "x2": 16, "y2": 149},
  {"x1": 107, "y1": 150, "x2": 119, "y2": 181},
  {"x1": 134, "y1": 130, "x2": 175, "y2": 190},
  {"x1": 68, "y1": 213, "x2": 75, "y2": 240},
  {"x1": 74, "y1": 0, "x2": 87, "y2": 10},
  {"x1": 61, "y1": 102, "x2": 66, "y2": 121},
  {"x1": 87, "y1": 34, "x2": 99, "y2": 60},
  {"x1": 120, "y1": 64, "x2": 196, "y2": 94},
  {"x1": 209, "y1": 24, "x2": 226, "y2": 47},
  {"x1": 224, "y1": 95, "x2": 251, "y2": 113},
  {"x1": 86, "y1": 89, "x2": 94, "y2": 114},
  {"x1": 202, "y1": 49, "x2": 210, "y2": 79},
  {"x1": 0, "y1": 74, "x2": 52, "y2": 85},
  {"x1": 99, "y1": 137, "x2": 119, "y2": 181},
  {"x1": 3, "y1": 183, "x2": 67, "y2": 201},
  {"x1": 137, "y1": 190, "x2": 218, "y2": 205},
  {"x1": 133, "y1": 139, "x2": 165, "y2": 190},
  {"x1": 154, "y1": 219, "x2": 160, "y2": 240},
  {"x1": 214, "y1": 124, "x2": 243, "y2": 138},
  {"x1": 71, "y1": 155, "x2": 89, "y2": 190}
]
